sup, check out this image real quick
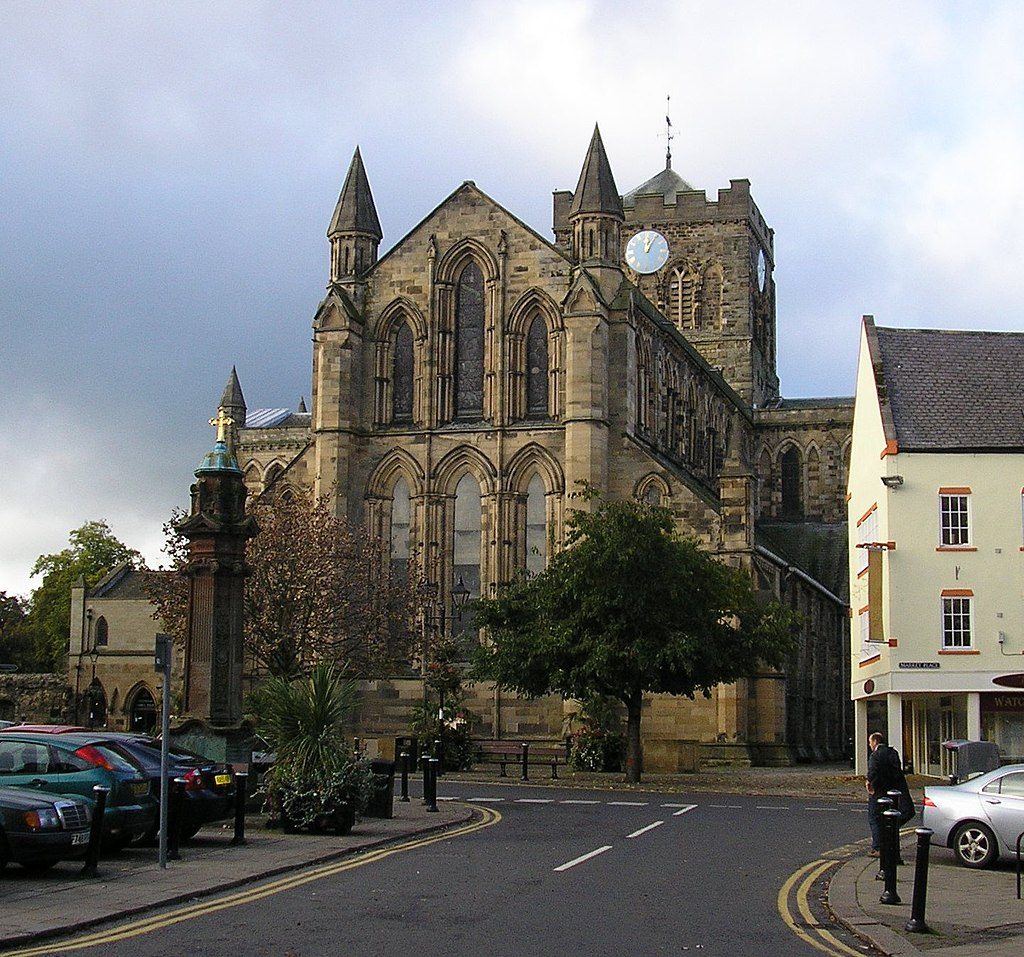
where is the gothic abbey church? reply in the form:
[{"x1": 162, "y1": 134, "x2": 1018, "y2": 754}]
[{"x1": 228, "y1": 127, "x2": 853, "y2": 767}]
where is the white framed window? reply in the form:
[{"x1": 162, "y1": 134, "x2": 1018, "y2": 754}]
[
  {"x1": 856, "y1": 506, "x2": 877, "y2": 574},
  {"x1": 938, "y1": 490, "x2": 970, "y2": 547},
  {"x1": 941, "y1": 592, "x2": 973, "y2": 649}
]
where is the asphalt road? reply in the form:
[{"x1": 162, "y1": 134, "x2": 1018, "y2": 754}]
[{"x1": 37, "y1": 781, "x2": 871, "y2": 957}]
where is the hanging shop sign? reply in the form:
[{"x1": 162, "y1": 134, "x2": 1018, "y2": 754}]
[{"x1": 992, "y1": 673, "x2": 1024, "y2": 689}]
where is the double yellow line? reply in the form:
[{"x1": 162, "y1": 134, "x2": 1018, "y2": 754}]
[
  {"x1": 777, "y1": 858, "x2": 866, "y2": 957},
  {"x1": 2, "y1": 806, "x2": 501, "y2": 957}
]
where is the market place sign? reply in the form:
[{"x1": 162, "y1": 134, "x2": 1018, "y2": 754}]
[{"x1": 898, "y1": 662, "x2": 940, "y2": 669}]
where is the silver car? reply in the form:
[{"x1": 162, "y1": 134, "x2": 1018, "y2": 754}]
[{"x1": 923, "y1": 764, "x2": 1024, "y2": 868}]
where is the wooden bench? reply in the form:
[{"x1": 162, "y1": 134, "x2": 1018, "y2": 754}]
[{"x1": 473, "y1": 740, "x2": 568, "y2": 780}]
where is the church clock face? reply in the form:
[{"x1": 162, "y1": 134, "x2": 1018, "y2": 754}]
[
  {"x1": 625, "y1": 229, "x2": 669, "y2": 274},
  {"x1": 756, "y1": 247, "x2": 767, "y2": 291}
]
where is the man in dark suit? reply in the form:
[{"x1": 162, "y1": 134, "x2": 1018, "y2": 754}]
[{"x1": 866, "y1": 731, "x2": 906, "y2": 855}]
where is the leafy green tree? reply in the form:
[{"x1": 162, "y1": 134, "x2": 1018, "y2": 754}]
[
  {"x1": 0, "y1": 591, "x2": 41, "y2": 671},
  {"x1": 474, "y1": 498, "x2": 797, "y2": 783},
  {"x1": 28, "y1": 521, "x2": 140, "y2": 670}
]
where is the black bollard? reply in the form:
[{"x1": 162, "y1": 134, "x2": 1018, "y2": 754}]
[
  {"x1": 399, "y1": 750, "x2": 410, "y2": 802},
  {"x1": 80, "y1": 785, "x2": 109, "y2": 878},
  {"x1": 420, "y1": 752, "x2": 429, "y2": 805},
  {"x1": 521, "y1": 742, "x2": 530, "y2": 781},
  {"x1": 905, "y1": 828, "x2": 934, "y2": 932},
  {"x1": 888, "y1": 789, "x2": 907, "y2": 864},
  {"x1": 880, "y1": 808, "x2": 902, "y2": 905},
  {"x1": 426, "y1": 757, "x2": 439, "y2": 813},
  {"x1": 876, "y1": 794, "x2": 892, "y2": 884},
  {"x1": 434, "y1": 738, "x2": 444, "y2": 778},
  {"x1": 167, "y1": 777, "x2": 187, "y2": 862},
  {"x1": 231, "y1": 772, "x2": 248, "y2": 846},
  {"x1": 353, "y1": 737, "x2": 361, "y2": 758}
]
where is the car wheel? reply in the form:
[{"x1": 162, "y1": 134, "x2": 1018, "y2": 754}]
[
  {"x1": 20, "y1": 859, "x2": 58, "y2": 875},
  {"x1": 952, "y1": 822, "x2": 998, "y2": 869},
  {"x1": 180, "y1": 823, "x2": 202, "y2": 841}
]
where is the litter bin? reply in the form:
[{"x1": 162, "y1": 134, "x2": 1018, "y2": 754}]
[
  {"x1": 364, "y1": 759, "x2": 395, "y2": 819},
  {"x1": 395, "y1": 736, "x2": 418, "y2": 768}
]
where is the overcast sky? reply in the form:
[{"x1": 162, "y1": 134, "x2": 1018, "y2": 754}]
[{"x1": 2, "y1": 0, "x2": 1022, "y2": 597}]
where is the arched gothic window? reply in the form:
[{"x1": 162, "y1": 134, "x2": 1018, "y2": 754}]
[
  {"x1": 94, "y1": 616, "x2": 108, "y2": 647},
  {"x1": 129, "y1": 688, "x2": 156, "y2": 733},
  {"x1": 525, "y1": 474, "x2": 546, "y2": 576},
  {"x1": 781, "y1": 446, "x2": 802, "y2": 518},
  {"x1": 452, "y1": 474, "x2": 482, "y2": 640},
  {"x1": 392, "y1": 322, "x2": 414, "y2": 421},
  {"x1": 454, "y1": 263, "x2": 484, "y2": 419},
  {"x1": 642, "y1": 483, "x2": 662, "y2": 506},
  {"x1": 391, "y1": 478, "x2": 410, "y2": 581},
  {"x1": 526, "y1": 315, "x2": 549, "y2": 418}
]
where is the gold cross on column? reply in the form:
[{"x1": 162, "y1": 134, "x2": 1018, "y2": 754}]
[{"x1": 209, "y1": 409, "x2": 234, "y2": 443}]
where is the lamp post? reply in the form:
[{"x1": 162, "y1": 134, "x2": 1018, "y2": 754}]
[
  {"x1": 421, "y1": 575, "x2": 473, "y2": 772},
  {"x1": 88, "y1": 644, "x2": 100, "y2": 729},
  {"x1": 74, "y1": 607, "x2": 93, "y2": 725}
]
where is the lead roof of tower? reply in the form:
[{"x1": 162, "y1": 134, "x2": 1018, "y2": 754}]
[
  {"x1": 570, "y1": 125, "x2": 623, "y2": 218},
  {"x1": 329, "y1": 146, "x2": 383, "y2": 240},
  {"x1": 220, "y1": 366, "x2": 246, "y2": 412},
  {"x1": 622, "y1": 167, "x2": 695, "y2": 208}
]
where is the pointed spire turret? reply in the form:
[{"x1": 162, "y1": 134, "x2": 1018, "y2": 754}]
[
  {"x1": 297, "y1": 397, "x2": 307, "y2": 413},
  {"x1": 568, "y1": 125, "x2": 623, "y2": 270},
  {"x1": 217, "y1": 367, "x2": 246, "y2": 452},
  {"x1": 570, "y1": 125, "x2": 623, "y2": 218},
  {"x1": 328, "y1": 147, "x2": 382, "y2": 282}
]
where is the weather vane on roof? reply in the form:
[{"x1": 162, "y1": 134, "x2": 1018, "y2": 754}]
[{"x1": 664, "y1": 94, "x2": 673, "y2": 171}]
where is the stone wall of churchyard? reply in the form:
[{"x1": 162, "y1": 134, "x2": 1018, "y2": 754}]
[{"x1": 0, "y1": 673, "x2": 71, "y2": 724}]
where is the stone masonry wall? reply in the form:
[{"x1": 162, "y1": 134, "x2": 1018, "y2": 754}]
[{"x1": 0, "y1": 673, "x2": 72, "y2": 724}]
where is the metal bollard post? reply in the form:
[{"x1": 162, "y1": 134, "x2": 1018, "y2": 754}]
[
  {"x1": 353, "y1": 736, "x2": 361, "y2": 757},
  {"x1": 888, "y1": 789, "x2": 907, "y2": 864},
  {"x1": 420, "y1": 752, "x2": 429, "y2": 805},
  {"x1": 80, "y1": 785, "x2": 109, "y2": 878},
  {"x1": 167, "y1": 777, "x2": 187, "y2": 862},
  {"x1": 399, "y1": 751, "x2": 410, "y2": 802},
  {"x1": 231, "y1": 772, "x2": 248, "y2": 846},
  {"x1": 426, "y1": 757, "x2": 439, "y2": 813},
  {"x1": 905, "y1": 828, "x2": 934, "y2": 932},
  {"x1": 880, "y1": 808, "x2": 902, "y2": 905},
  {"x1": 434, "y1": 738, "x2": 444, "y2": 778},
  {"x1": 874, "y1": 796, "x2": 893, "y2": 880},
  {"x1": 521, "y1": 742, "x2": 530, "y2": 781}
]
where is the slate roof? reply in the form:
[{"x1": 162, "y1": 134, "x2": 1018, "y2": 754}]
[
  {"x1": 875, "y1": 326, "x2": 1024, "y2": 450},
  {"x1": 622, "y1": 166, "x2": 695, "y2": 207},
  {"x1": 91, "y1": 564, "x2": 163, "y2": 601},
  {"x1": 243, "y1": 409, "x2": 312, "y2": 429},
  {"x1": 756, "y1": 522, "x2": 849, "y2": 600}
]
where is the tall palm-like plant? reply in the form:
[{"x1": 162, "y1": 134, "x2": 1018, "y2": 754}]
[
  {"x1": 253, "y1": 663, "x2": 356, "y2": 779},
  {"x1": 251, "y1": 664, "x2": 374, "y2": 832}
]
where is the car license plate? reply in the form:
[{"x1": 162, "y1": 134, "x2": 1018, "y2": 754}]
[
  {"x1": 131, "y1": 781, "x2": 149, "y2": 796},
  {"x1": 71, "y1": 832, "x2": 90, "y2": 846},
  {"x1": 214, "y1": 773, "x2": 232, "y2": 786}
]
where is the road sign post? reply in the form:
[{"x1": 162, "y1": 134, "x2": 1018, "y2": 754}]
[{"x1": 155, "y1": 633, "x2": 173, "y2": 869}]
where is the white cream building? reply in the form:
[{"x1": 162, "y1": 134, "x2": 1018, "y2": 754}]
[{"x1": 848, "y1": 317, "x2": 1024, "y2": 776}]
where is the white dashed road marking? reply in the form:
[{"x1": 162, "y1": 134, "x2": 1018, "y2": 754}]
[
  {"x1": 516, "y1": 798, "x2": 555, "y2": 803},
  {"x1": 708, "y1": 804, "x2": 742, "y2": 809},
  {"x1": 672, "y1": 804, "x2": 698, "y2": 816},
  {"x1": 626, "y1": 821, "x2": 665, "y2": 838},
  {"x1": 755, "y1": 806, "x2": 789, "y2": 810},
  {"x1": 804, "y1": 807, "x2": 839, "y2": 812},
  {"x1": 607, "y1": 801, "x2": 648, "y2": 806},
  {"x1": 554, "y1": 845, "x2": 613, "y2": 872},
  {"x1": 467, "y1": 797, "x2": 504, "y2": 802},
  {"x1": 560, "y1": 799, "x2": 600, "y2": 805}
]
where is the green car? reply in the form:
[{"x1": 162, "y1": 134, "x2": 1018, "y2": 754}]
[{"x1": 0, "y1": 733, "x2": 157, "y2": 847}]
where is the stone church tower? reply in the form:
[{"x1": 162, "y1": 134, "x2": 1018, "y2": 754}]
[{"x1": 230, "y1": 127, "x2": 853, "y2": 766}]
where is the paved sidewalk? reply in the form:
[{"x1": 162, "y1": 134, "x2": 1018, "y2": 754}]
[
  {"x1": 0, "y1": 800, "x2": 472, "y2": 951},
  {"x1": 829, "y1": 832, "x2": 1024, "y2": 956}
]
